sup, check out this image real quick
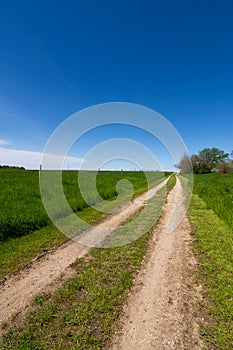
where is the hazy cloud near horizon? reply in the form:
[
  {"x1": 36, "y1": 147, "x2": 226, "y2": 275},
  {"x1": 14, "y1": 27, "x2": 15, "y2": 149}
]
[
  {"x1": 0, "y1": 139, "x2": 10, "y2": 146},
  {"x1": 0, "y1": 147, "x2": 84, "y2": 170}
]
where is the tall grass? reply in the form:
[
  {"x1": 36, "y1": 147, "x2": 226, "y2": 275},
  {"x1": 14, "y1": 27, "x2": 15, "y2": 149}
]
[
  {"x1": 193, "y1": 173, "x2": 233, "y2": 229},
  {"x1": 189, "y1": 173, "x2": 233, "y2": 349},
  {"x1": 0, "y1": 170, "x2": 48, "y2": 240},
  {"x1": 0, "y1": 170, "x2": 167, "y2": 241}
]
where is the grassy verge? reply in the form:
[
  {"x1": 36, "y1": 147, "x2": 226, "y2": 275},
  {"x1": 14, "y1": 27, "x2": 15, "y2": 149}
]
[
  {"x1": 1, "y1": 235, "x2": 150, "y2": 349},
  {"x1": 0, "y1": 176, "x2": 176, "y2": 349},
  {"x1": 189, "y1": 194, "x2": 233, "y2": 349},
  {"x1": 0, "y1": 207, "x2": 101, "y2": 281},
  {"x1": 193, "y1": 173, "x2": 233, "y2": 228}
]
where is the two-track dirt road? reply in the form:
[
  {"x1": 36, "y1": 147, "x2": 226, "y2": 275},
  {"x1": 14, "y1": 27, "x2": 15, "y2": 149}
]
[
  {"x1": 110, "y1": 177, "x2": 203, "y2": 349},
  {"x1": 0, "y1": 177, "x2": 203, "y2": 349},
  {"x1": 0, "y1": 177, "x2": 168, "y2": 332}
]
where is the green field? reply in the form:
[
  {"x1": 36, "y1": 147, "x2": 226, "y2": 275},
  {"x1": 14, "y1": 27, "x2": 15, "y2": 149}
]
[
  {"x1": 189, "y1": 173, "x2": 233, "y2": 349},
  {"x1": 0, "y1": 170, "x2": 167, "y2": 241},
  {"x1": 0, "y1": 170, "x2": 169, "y2": 280}
]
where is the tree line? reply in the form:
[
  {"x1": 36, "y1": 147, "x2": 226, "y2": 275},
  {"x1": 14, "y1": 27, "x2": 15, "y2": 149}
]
[
  {"x1": 0, "y1": 165, "x2": 25, "y2": 170},
  {"x1": 176, "y1": 148, "x2": 233, "y2": 174}
]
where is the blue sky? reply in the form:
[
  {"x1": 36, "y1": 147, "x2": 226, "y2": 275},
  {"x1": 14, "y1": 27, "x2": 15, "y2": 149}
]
[{"x1": 0, "y1": 0, "x2": 233, "y2": 170}]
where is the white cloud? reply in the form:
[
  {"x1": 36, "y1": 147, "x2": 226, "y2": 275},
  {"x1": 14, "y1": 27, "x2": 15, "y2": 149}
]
[
  {"x1": 0, "y1": 148, "x2": 84, "y2": 170},
  {"x1": 0, "y1": 139, "x2": 10, "y2": 146}
]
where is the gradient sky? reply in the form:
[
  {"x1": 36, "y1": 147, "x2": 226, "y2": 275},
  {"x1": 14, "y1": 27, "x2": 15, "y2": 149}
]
[{"x1": 0, "y1": 0, "x2": 233, "y2": 170}]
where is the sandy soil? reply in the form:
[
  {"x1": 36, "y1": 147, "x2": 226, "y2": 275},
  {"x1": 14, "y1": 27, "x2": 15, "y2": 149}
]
[
  {"x1": 0, "y1": 178, "x2": 168, "y2": 332},
  {"x1": 110, "y1": 177, "x2": 203, "y2": 350}
]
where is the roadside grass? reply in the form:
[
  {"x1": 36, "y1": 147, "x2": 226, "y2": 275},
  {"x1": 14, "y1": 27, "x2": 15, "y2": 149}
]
[
  {"x1": 0, "y1": 226, "x2": 65, "y2": 281},
  {"x1": 193, "y1": 173, "x2": 233, "y2": 228},
  {"x1": 0, "y1": 176, "x2": 176, "y2": 349},
  {"x1": 0, "y1": 235, "x2": 150, "y2": 350},
  {"x1": 189, "y1": 194, "x2": 233, "y2": 349},
  {"x1": 0, "y1": 207, "x2": 101, "y2": 281},
  {"x1": 0, "y1": 172, "x2": 168, "y2": 281}
]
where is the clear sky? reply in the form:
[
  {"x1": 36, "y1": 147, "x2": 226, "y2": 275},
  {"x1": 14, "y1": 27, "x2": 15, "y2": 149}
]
[{"x1": 0, "y1": 0, "x2": 233, "y2": 170}]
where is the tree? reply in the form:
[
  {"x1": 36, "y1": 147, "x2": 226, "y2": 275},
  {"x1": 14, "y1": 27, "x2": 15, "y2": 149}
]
[
  {"x1": 176, "y1": 154, "x2": 193, "y2": 173},
  {"x1": 191, "y1": 154, "x2": 204, "y2": 174},
  {"x1": 176, "y1": 147, "x2": 230, "y2": 174},
  {"x1": 216, "y1": 161, "x2": 232, "y2": 174},
  {"x1": 200, "y1": 147, "x2": 228, "y2": 166},
  {"x1": 191, "y1": 148, "x2": 229, "y2": 174},
  {"x1": 0, "y1": 165, "x2": 25, "y2": 170}
]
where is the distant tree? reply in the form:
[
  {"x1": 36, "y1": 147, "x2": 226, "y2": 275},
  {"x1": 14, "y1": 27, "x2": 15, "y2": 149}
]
[
  {"x1": 191, "y1": 154, "x2": 204, "y2": 174},
  {"x1": 0, "y1": 165, "x2": 25, "y2": 170},
  {"x1": 200, "y1": 147, "x2": 228, "y2": 166},
  {"x1": 176, "y1": 147, "x2": 230, "y2": 174},
  {"x1": 176, "y1": 154, "x2": 193, "y2": 173},
  {"x1": 191, "y1": 148, "x2": 229, "y2": 174},
  {"x1": 216, "y1": 161, "x2": 233, "y2": 174}
]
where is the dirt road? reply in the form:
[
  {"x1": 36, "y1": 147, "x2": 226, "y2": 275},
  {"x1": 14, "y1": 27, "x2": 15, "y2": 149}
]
[
  {"x1": 111, "y1": 178, "x2": 203, "y2": 350},
  {"x1": 0, "y1": 177, "x2": 168, "y2": 332},
  {"x1": 0, "y1": 177, "x2": 203, "y2": 348}
]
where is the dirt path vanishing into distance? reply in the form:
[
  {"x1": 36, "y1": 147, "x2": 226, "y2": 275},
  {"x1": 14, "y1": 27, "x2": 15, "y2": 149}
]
[
  {"x1": 0, "y1": 177, "x2": 168, "y2": 333},
  {"x1": 0, "y1": 176, "x2": 203, "y2": 348},
  {"x1": 111, "y1": 177, "x2": 203, "y2": 350}
]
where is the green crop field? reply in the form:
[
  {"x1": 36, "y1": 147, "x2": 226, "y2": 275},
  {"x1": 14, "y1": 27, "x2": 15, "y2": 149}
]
[
  {"x1": 0, "y1": 170, "x2": 170, "y2": 280},
  {"x1": 189, "y1": 173, "x2": 233, "y2": 349},
  {"x1": 0, "y1": 170, "x2": 168, "y2": 242}
]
